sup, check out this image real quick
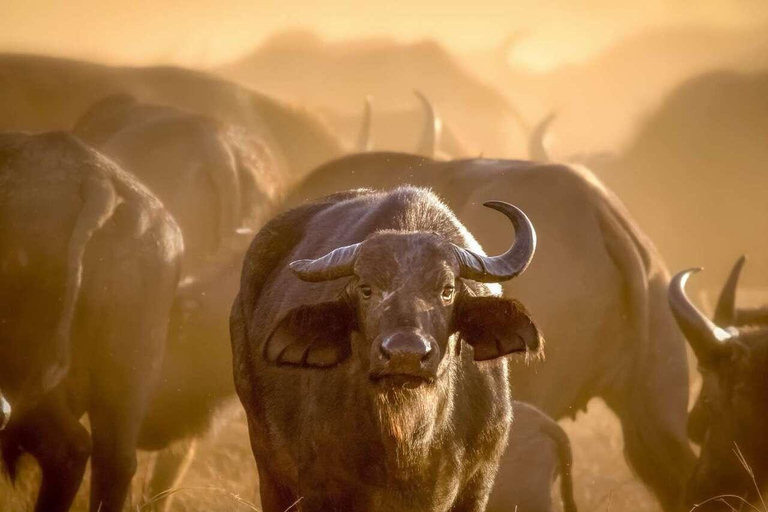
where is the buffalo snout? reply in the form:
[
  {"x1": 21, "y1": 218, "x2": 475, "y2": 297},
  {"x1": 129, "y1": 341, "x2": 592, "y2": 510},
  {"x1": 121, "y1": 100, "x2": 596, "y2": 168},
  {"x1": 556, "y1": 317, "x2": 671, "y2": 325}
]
[{"x1": 370, "y1": 329, "x2": 440, "y2": 384}]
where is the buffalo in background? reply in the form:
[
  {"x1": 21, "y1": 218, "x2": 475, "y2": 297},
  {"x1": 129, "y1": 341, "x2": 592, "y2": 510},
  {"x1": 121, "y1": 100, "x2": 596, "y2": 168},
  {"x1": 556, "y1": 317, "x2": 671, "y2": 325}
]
[
  {"x1": 669, "y1": 257, "x2": 768, "y2": 509},
  {"x1": 599, "y1": 70, "x2": 768, "y2": 293},
  {"x1": 71, "y1": 93, "x2": 295, "y2": 510},
  {"x1": 0, "y1": 53, "x2": 344, "y2": 179},
  {"x1": 487, "y1": 401, "x2": 577, "y2": 512},
  {"x1": 0, "y1": 132, "x2": 183, "y2": 512}
]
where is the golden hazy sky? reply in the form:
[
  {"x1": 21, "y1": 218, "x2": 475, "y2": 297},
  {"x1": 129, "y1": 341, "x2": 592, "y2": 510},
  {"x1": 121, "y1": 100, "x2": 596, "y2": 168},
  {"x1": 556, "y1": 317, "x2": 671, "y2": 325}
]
[{"x1": 2, "y1": 0, "x2": 767, "y2": 70}]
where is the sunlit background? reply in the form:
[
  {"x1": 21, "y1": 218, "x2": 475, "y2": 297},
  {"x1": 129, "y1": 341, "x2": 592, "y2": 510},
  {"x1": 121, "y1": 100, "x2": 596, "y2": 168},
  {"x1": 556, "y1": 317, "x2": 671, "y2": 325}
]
[
  {"x1": 1, "y1": 2, "x2": 767, "y2": 511},
  {"x1": 3, "y1": 0, "x2": 767, "y2": 68}
]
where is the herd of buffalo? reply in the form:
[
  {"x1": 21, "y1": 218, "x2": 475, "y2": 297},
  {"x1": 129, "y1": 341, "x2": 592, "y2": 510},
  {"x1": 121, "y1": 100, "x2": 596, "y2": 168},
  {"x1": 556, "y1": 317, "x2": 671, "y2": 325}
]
[{"x1": 0, "y1": 48, "x2": 765, "y2": 512}]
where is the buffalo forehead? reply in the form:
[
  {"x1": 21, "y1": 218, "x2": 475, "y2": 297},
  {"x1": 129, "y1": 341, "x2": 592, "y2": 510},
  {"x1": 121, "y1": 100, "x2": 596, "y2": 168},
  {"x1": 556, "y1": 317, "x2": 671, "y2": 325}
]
[{"x1": 355, "y1": 233, "x2": 457, "y2": 286}]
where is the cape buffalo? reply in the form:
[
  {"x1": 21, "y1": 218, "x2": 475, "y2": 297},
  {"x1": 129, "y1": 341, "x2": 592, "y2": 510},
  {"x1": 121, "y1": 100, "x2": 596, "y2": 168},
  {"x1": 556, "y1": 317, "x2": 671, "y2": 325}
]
[
  {"x1": 0, "y1": 132, "x2": 183, "y2": 512},
  {"x1": 599, "y1": 70, "x2": 768, "y2": 290},
  {"x1": 0, "y1": 53, "x2": 344, "y2": 179},
  {"x1": 73, "y1": 93, "x2": 280, "y2": 277},
  {"x1": 284, "y1": 153, "x2": 695, "y2": 510},
  {"x1": 669, "y1": 257, "x2": 768, "y2": 509},
  {"x1": 231, "y1": 187, "x2": 542, "y2": 511},
  {"x1": 487, "y1": 401, "x2": 577, "y2": 512},
  {"x1": 72, "y1": 95, "x2": 287, "y2": 509}
]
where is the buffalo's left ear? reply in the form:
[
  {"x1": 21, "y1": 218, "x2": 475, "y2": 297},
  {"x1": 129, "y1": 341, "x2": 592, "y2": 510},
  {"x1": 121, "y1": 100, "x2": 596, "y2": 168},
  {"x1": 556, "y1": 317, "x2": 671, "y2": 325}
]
[
  {"x1": 456, "y1": 296, "x2": 543, "y2": 361},
  {"x1": 264, "y1": 299, "x2": 355, "y2": 368}
]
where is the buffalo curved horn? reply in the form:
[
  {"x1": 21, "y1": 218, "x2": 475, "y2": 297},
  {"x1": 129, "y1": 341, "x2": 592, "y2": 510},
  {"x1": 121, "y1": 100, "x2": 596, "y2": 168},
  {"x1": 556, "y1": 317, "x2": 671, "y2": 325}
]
[
  {"x1": 289, "y1": 243, "x2": 362, "y2": 282},
  {"x1": 414, "y1": 90, "x2": 442, "y2": 159},
  {"x1": 529, "y1": 112, "x2": 556, "y2": 162},
  {"x1": 714, "y1": 255, "x2": 746, "y2": 325},
  {"x1": 451, "y1": 201, "x2": 536, "y2": 283},
  {"x1": 715, "y1": 255, "x2": 768, "y2": 326},
  {"x1": 668, "y1": 268, "x2": 734, "y2": 365},
  {"x1": 289, "y1": 201, "x2": 535, "y2": 285},
  {"x1": 355, "y1": 96, "x2": 373, "y2": 152}
]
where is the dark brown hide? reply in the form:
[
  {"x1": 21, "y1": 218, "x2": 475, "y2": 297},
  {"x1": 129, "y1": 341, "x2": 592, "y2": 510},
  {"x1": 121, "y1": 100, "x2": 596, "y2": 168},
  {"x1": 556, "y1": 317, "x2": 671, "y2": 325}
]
[
  {"x1": 72, "y1": 95, "x2": 289, "y2": 510},
  {"x1": 0, "y1": 53, "x2": 344, "y2": 179},
  {"x1": 0, "y1": 132, "x2": 182, "y2": 512},
  {"x1": 487, "y1": 401, "x2": 577, "y2": 512},
  {"x1": 231, "y1": 187, "x2": 541, "y2": 512},
  {"x1": 669, "y1": 262, "x2": 768, "y2": 509}
]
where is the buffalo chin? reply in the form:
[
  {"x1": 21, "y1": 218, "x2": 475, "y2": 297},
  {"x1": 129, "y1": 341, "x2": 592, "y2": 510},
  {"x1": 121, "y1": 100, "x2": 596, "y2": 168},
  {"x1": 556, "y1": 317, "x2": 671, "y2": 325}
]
[
  {"x1": 369, "y1": 373, "x2": 434, "y2": 390},
  {"x1": 370, "y1": 375, "x2": 443, "y2": 449}
]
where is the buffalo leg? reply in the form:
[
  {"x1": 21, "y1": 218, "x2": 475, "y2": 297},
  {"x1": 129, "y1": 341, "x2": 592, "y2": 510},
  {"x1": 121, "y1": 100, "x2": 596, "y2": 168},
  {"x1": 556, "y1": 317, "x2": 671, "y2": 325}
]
[
  {"x1": 450, "y1": 463, "x2": 497, "y2": 512},
  {"x1": 602, "y1": 328, "x2": 695, "y2": 511},
  {"x1": 88, "y1": 404, "x2": 142, "y2": 512},
  {"x1": 144, "y1": 438, "x2": 198, "y2": 511},
  {"x1": 21, "y1": 393, "x2": 92, "y2": 512},
  {"x1": 257, "y1": 466, "x2": 300, "y2": 512},
  {"x1": 88, "y1": 347, "x2": 157, "y2": 512},
  {"x1": 86, "y1": 258, "x2": 173, "y2": 512}
]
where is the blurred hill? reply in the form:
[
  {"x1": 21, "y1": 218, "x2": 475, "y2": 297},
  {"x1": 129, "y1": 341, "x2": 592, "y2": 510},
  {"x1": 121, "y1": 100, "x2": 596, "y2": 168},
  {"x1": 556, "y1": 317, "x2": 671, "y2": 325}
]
[
  {"x1": 463, "y1": 24, "x2": 768, "y2": 157},
  {"x1": 217, "y1": 30, "x2": 529, "y2": 157},
  {"x1": 599, "y1": 68, "x2": 768, "y2": 292}
]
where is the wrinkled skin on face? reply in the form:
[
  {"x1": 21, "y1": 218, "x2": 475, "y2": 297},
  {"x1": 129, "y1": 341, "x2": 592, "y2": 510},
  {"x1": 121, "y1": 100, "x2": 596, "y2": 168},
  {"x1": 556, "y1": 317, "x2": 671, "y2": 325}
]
[
  {"x1": 236, "y1": 189, "x2": 544, "y2": 512},
  {"x1": 351, "y1": 234, "x2": 460, "y2": 385},
  {"x1": 266, "y1": 231, "x2": 541, "y2": 383}
]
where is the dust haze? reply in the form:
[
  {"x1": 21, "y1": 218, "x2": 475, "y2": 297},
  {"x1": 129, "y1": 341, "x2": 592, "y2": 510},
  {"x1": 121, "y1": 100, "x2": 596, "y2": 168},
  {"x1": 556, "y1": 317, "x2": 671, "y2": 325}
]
[{"x1": 1, "y1": 1, "x2": 767, "y2": 511}]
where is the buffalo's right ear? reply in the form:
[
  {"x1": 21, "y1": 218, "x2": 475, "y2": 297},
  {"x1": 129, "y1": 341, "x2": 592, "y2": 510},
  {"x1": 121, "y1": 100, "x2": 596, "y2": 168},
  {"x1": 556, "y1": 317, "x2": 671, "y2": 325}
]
[
  {"x1": 264, "y1": 299, "x2": 355, "y2": 368},
  {"x1": 456, "y1": 296, "x2": 543, "y2": 361}
]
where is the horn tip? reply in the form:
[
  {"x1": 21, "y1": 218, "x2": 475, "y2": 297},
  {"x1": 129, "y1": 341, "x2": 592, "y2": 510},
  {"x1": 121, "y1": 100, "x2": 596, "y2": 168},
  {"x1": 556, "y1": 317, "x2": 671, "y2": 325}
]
[
  {"x1": 413, "y1": 89, "x2": 433, "y2": 109},
  {"x1": 482, "y1": 200, "x2": 509, "y2": 208},
  {"x1": 728, "y1": 255, "x2": 747, "y2": 278},
  {"x1": 672, "y1": 267, "x2": 703, "y2": 287},
  {"x1": 482, "y1": 200, "x2": 524, "y2": 216},
  {"x1": 288, "y1": 260, "x2": 308, "y2": 272}
]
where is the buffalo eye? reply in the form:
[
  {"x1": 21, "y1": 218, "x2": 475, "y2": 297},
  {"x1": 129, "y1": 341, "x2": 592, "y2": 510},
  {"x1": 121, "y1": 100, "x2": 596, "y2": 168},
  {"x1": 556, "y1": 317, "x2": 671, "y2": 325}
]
[
  {"x1": 441, "y1": 285, "x2": 455, "y2": 302},
  {"x1": 359, "y1": 284, "x2": 372, "y2": 299}
]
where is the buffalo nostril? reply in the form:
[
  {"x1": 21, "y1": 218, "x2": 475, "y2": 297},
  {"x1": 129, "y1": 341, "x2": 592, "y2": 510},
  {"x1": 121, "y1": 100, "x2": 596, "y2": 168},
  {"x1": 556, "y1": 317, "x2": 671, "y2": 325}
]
[{"x1": 379, "y1": 332, "x2": 432, "y2": 365}]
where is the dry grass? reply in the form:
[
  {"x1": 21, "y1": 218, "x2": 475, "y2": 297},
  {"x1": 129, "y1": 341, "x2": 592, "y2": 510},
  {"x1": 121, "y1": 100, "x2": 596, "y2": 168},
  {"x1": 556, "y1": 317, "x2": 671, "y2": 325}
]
[
  {"x1": 556, "y1": 399, "x2": 660, "y2": 512},
  {"x1": 1, "y1": 398, "x2": 668, "y2": 512},
  {"x1": 3, "y1": 367, "x2": 759, "y2": 512},
  {"x1": 687, "y1": 445, "x2": 767, "y2": 512}
]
